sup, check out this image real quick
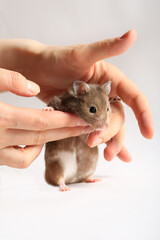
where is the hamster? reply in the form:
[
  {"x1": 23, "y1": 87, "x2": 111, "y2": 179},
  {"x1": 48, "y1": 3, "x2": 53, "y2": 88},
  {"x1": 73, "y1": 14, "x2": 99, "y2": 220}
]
[{"x1": 44, "y1": 80, "x2": 111, "y2": 191}]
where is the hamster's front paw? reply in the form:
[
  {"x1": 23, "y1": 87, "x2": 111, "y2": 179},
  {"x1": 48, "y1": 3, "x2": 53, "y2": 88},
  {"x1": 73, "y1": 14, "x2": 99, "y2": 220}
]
[{"x1": 42, "y1": 106, "x2": 54, "y2": 111}]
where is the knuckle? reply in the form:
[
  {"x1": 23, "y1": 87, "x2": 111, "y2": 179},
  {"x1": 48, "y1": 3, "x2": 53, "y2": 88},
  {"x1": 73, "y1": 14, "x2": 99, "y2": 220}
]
[
  {"x1": 67, "y1": 131, "x2": 74, "y2": 138},
  {"x1": 0, "y1": 137, "x2": 6, "y2": 149},
  {"x1": 131, "y1": 92, "x2": 148, "y2": 109},
  {"x1": 0, "y1": 149, "x2": 6, "y2": 165},
  {"x1": 33, "y1": 132, "x2": 47, "y2": 145},
  {"x1": 9, "y1": 71, "x2": 23, "y2": 89},
  {"x1": 141, "y1": 92, "x2": 148, "y2": 102},
  {"x1": 69, "y1": 45, "x2": 85, "y2": 64},
  {"x1": 101, "y1": 38, "x2": 119, "y2": 55},
  {"x1": 0, "y1": 103, "x2": 11, "y2": 128},
  {"x1": 68, "y1": 126, "x2": 82, "y2": 137},
  {"x1": 0, "y1": 115, "x2": 7, "y2": 128},
  {"x1": 70, "y1": 46, "x2": 80, "y2": 60},
  {"x1": 33, "y1": 118, "x2": 49, "y2": 130},
  {"x1": 19, "y1": 156, "x2": 30, "y2": 169},
  {"x1": 99, "y1": 39, "x2": 110, "y2": 49}
]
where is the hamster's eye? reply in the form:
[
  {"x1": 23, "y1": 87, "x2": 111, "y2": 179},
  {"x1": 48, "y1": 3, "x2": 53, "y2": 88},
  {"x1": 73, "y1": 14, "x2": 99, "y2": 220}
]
[
  {"x1": 90, "y1": 106, "x2": 96, "y2": 113},
  {"x1": 107, "y1": 107, "x2": 109, "y2": 112}
]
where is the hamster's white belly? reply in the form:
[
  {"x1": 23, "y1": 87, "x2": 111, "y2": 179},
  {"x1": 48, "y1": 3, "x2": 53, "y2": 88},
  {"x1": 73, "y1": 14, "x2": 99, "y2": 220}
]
[{"x1": 57, "y1": 150, "x2": 77, "y2": 183}]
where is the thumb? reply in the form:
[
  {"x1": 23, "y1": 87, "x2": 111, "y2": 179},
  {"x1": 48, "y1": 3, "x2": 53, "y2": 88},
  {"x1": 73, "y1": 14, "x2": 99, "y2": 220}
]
[
  {"x1": 0, "y1": 144, "x2": 43, "y2": 168},
  {"x1": 0, "y1": 68, "x2": 40, "y2": 96},
  {"x1": 85, "y1": 29, "x2": 137, "y2": 65}
]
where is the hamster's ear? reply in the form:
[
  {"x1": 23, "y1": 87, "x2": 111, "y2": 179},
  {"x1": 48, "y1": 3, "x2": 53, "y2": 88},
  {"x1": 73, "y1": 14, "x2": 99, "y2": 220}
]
[
  {"x1": 102, "y1": 81, "x2": 111, "y2": 95},
  {"x1": 73, "y1": 80, "x2": 90, "y2": 95}
]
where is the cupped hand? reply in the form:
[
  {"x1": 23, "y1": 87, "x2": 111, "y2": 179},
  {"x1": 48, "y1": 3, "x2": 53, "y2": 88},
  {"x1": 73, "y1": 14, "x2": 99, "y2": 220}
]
[
  {"x1": 88, "y1": 101, "x2": 131, "y2": 162},
  {"x1": 0, "y1": 68, "x2": 90, "y2": 168},
  {"x1": 35, "y1": 29, "x2": 153, "y2": 139},
  {"x1": 29, "y1": 29, "x2": 153, "y2": 162}
]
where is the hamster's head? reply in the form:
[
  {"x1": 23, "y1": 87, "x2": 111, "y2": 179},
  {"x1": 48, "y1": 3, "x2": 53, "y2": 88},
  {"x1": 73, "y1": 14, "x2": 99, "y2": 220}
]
[{"x1": 72, "y1": 80, "x2": 111, "y2": 130}]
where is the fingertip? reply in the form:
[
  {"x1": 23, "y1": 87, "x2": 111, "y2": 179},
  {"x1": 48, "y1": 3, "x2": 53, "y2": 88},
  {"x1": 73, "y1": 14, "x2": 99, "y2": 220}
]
[
  {"x1": 8, "y1": 70, "x2": 40, "y2": 97},
  {"x1": 129, "y1": 29, "x2": 137, "y2": 40},
  {"x1": 120, "y1": 29, "x2": 137, "y2": 41},
  {"x1": 104, "y1": 139, "x2": 121, "y2": 161},
  {"x1": 117, "y1": 145, "x2": 132, "y2": 163},
  {"x1": 27, "y1": 80, "x2": 40, "y2": 96},
  {"x1": 87, "y1": 130, "x2": 104, "y2": 148},
  {"x1": 116, "y1": 29, "x2": 137, "y2": 54},
  {"x1": 140, "y1": 126, "x2": 154, "y2": 140},
  {"x1": 139, "y1": 112, "x2": 154, "y2": 139},
  {"x1": 86, "y1": 29, "x2": 137, "y2": 64},
  {"x1": 104, "y1": 143, "x2": 132, "y2": 163},
  {"x1": 104, "y1": 146, "x2": 115, "y2": 161}
]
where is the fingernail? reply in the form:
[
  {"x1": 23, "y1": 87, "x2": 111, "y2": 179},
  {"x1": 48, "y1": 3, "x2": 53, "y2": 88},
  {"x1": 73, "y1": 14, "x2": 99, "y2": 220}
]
[
  {"x1": 90, "y1": 138, "x2": 103, "y2": 148},
  {"x1": 27, "y1": 80, "x2": 40, "y2": 94},
  {"x1": 120, "y1": 30, "x2": 130, "y2": 39},
  {"x1": 119, "y1": 29, "x2": 137, "y2": 40}
]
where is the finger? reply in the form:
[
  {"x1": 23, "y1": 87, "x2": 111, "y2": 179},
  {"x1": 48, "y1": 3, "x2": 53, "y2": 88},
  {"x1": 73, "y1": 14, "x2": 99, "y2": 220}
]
[
  {"x1": 104, "y1": 125, "x2": 125, "y2": 161},
  {"x1": 117, "y1": 145, "x2": 132, "y2": 163},
  {"x1": 118, "y1": 82, "x2": 154, "y2": 139},
  {"x1": 103, "y1": 63, "x2": 154, "y2": 139},
  {"x1": 0, "y1": 68, "x2": 40, "y2": 96},
  {"x1": 0, "y1": 102, "x2": 88, "y2": 130},
  {"x1": 4, "y1": 126, "x2": 92, "y2": 146},
  {"x1": 85, "y1": 29, "x2": 137, "y2": 65},
  {"x1": 0, "y1": 145, "x2": 43, "y2": 168},
  {"x1": 87, "y1": 102, "x2": 124, "y2": 148}
]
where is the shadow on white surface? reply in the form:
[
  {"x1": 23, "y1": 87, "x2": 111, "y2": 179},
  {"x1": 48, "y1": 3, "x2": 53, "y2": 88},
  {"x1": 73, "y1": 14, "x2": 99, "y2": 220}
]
[{"x1": 0, "y1": 145, "x2": 160, "y2": 240}]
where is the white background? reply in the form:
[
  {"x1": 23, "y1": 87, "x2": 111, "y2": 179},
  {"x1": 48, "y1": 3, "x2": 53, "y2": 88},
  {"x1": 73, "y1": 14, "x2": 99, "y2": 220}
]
[{"x1": 0, "y1": 0, "x2": 160, "y2": 239}]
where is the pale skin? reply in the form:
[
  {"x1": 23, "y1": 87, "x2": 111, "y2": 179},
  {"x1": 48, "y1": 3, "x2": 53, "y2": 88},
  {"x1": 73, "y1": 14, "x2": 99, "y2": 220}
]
[{"x1": 0, "y1": 29, "x2": 154, "y2": 168}]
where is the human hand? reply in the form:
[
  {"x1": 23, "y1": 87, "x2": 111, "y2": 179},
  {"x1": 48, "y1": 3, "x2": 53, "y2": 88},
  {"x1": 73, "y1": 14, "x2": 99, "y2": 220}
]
[
  {"x1": 0, "y1": 68, "x2": 90, "y2": 168},
  {"x1": 33, "y1": 29, "x2": 153, "y2": 162},
  {"x1": 87, "y1": 100, "x2": 130, "y2": 162},
  {"x1": 0, "y1": 30, "x2": 154, "y2": 163}
]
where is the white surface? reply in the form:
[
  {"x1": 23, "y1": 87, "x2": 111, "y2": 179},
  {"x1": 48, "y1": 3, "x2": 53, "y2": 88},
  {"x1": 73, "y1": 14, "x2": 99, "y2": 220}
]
[{"x1": 0, "y1": 0, "x2": 160, "y2": 239}]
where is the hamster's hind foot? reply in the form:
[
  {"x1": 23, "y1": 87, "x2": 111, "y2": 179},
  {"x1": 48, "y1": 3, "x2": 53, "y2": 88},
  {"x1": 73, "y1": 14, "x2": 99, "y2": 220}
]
[
  {"x1": 59, "y1": 182, "x2": 71, "y2": 192},
  {"x1": 84, "y1": 178, "x2": 101, "y2": 183}
]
